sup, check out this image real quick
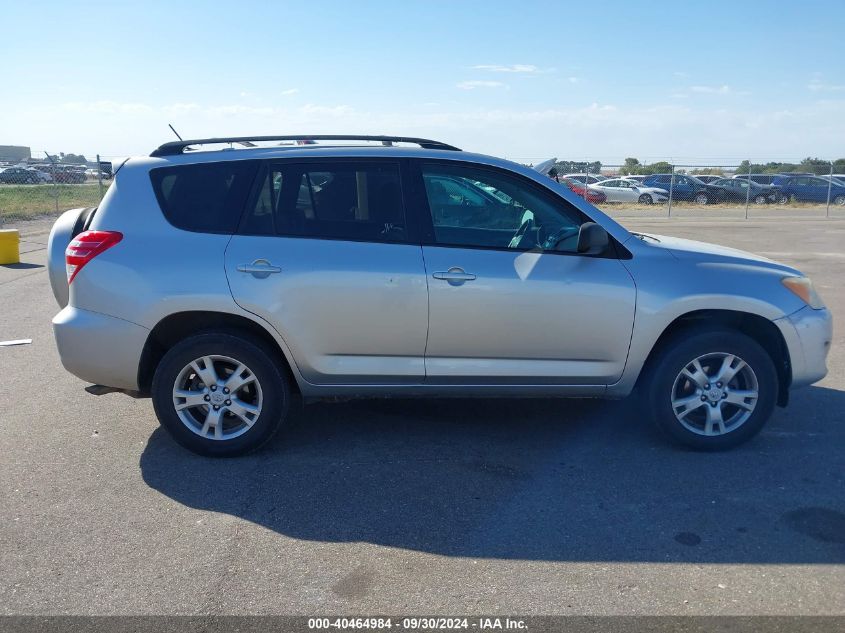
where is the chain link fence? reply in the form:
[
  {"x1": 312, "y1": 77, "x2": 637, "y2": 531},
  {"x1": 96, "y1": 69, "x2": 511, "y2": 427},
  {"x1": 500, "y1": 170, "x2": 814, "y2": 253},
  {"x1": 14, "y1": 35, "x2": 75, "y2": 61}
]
[
  {"x1": 528, "y1": 158, "x2": 845, "y2": 220},
  {"x1": 3, "y1": 150, "x2": 845, "y2": 228},
  {"x1": 0, "y1": 151, "x2": 120, "y2": 227}
]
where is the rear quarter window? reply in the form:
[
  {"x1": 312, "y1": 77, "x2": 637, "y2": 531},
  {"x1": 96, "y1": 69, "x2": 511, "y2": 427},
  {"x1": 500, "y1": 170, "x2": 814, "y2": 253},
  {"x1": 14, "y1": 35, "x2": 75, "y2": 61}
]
[{"x1": 150, "y1": 160, "x2": 258, "y2": 233}]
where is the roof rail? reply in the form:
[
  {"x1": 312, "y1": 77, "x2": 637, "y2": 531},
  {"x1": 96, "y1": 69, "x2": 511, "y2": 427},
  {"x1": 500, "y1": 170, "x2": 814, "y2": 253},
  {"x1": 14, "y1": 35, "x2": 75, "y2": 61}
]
[{"x1": 150, "y1": 135, "x2": 461, "y2": 157}]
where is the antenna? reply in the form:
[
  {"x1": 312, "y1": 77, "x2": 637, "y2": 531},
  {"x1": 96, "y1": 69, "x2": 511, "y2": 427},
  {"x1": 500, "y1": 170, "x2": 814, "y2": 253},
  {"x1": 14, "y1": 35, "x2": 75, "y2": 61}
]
[{"x1": 168, "y1": 124, "x2": 183, "y2": 141}]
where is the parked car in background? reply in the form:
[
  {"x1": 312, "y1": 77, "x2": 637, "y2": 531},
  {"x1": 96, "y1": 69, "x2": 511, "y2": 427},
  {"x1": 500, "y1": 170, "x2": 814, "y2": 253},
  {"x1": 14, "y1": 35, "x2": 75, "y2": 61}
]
[
  {"x1": 731, "y1": 174, "x2": 785, "y2": 186},
  {"x1": 85, "y1": 168, "x2": 112, "y2": 180},
  {"x1": 562, "y1": 173, "x2": 606, "y2": 185},
  {"x1": 589, "y1": 178, "x2": 668, "y2": 204},
  {"x1": 693, "y1": 175, "x2": 724, "y2": 184},
  {"x1": 0, "y1": 167, "x2": 40, "y2": 184},
  {"x1": 710, "y1": 178, "x2": 780, "y2": 204},
  {"x1": 28, "y1": 168, "x2": 53, "y2": 183},
  {"x1": 622, "y1": 175, "x2": 647, "y2": 183},
  {"x1": 772, "y1": 175, "x2": 845, "y2": 205},
  {"x1": 559, "y1": 177, "x2": 607, "y2": 204},
  {"x1": 46, "y1": 134, "x2": 832, "y2": 456},
  {"x1": 641, "y1": 174, "x2": 728, "y2": 204},
  {"x1": 53, "y1": 166, "x2": 87, "y2": 184}
]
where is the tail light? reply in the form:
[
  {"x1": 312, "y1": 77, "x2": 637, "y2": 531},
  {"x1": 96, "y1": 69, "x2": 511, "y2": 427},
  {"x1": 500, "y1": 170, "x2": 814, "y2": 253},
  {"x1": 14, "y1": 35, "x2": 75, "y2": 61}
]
[{"x1": 65, "y1": 230, "x2": 123, "y2": 284}]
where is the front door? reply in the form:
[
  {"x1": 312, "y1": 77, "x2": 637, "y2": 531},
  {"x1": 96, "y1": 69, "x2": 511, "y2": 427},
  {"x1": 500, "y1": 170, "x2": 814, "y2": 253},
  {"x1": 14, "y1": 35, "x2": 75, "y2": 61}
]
[{"x1": 415, "y1": 161, "x2": 637, "y2": 385}]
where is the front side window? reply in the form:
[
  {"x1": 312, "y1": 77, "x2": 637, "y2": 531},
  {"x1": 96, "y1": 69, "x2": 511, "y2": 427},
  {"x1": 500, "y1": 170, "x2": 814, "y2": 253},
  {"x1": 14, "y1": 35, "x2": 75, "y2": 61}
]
[
  {"x1": 421, "y1": 163, "x2": 582, "y2": 252},
  {"x1": 242, "y1": 162, "x2": 407, "y2": 242}
]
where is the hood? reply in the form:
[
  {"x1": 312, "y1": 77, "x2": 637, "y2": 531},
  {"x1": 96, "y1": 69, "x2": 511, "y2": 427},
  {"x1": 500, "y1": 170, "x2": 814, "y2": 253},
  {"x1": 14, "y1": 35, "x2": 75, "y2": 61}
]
[
  {"x1": 642, "y1": 234, "x2": 801, "y2": 275},
  {"x1": 533, "y1": 158, "x2": 557, "y2": 175}
]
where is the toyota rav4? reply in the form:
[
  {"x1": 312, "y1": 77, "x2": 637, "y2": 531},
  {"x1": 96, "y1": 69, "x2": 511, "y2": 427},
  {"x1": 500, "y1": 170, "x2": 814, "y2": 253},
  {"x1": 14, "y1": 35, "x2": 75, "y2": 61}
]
[{"x1": 47, "y1": 135, "x2": 832, "y2": 456}]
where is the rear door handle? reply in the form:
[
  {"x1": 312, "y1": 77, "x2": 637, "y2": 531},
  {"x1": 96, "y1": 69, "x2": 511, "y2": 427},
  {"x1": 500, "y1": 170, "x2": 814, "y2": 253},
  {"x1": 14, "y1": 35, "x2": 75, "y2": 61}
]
[
  {"x1": 237, "y1": 259, "x2": 281, "y2": 278},
  {"x1": 432, "y1": 267, "x2": 476, "y2": 285}
]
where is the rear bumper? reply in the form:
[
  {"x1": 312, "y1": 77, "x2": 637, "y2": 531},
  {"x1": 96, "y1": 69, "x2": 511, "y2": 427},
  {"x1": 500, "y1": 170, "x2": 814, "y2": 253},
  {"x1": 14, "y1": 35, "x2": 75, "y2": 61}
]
[
  {"x1": 52, "y1": 306, "x2": 149, "y2": 391},
  {"x1": 775, "y1": 306, "x2": 833, "y2": 389}
]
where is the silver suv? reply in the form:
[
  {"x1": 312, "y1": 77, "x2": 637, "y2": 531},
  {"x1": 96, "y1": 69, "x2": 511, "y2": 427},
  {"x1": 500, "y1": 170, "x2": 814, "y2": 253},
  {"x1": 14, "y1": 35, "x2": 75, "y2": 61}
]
[{"x1": 47, "y1": 135, "x2": 832, "y2": 456}]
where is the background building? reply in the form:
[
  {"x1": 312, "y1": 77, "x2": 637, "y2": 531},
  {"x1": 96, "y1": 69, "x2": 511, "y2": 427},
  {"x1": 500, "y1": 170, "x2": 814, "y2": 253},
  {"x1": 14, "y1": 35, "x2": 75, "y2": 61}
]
[{"x1": 0, "y1": 145, "x2": 31, "y2": 162}]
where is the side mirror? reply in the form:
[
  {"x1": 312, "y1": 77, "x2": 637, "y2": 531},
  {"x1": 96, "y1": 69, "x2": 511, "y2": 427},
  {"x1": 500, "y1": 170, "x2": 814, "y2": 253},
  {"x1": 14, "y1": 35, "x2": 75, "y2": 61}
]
[{"x1": 576, "y1": 222, "x2": 609, "y2": 255}]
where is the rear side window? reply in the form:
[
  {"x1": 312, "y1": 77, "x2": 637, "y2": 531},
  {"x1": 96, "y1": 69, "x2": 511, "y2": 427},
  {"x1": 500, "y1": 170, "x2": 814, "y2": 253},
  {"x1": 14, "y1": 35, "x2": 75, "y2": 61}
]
[
  {"x1": 150, "y1": 160, "x2": 258, "y2": 233},
  {"x1": 241, "y1": 162, "x2": 407, "y2": 242}
]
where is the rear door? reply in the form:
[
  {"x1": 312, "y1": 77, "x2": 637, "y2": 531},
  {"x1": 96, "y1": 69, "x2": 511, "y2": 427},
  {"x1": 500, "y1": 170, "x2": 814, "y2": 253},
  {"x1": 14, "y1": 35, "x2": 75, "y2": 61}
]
[
  {"x1": 597, "y1": 179, "x2": 626, "y2": 202},
  {"x1": 225, "y1": 159, "x2": 429, "y2": 385},
  {"x1": 413, "y1": 160, "x2": 636, "y2": 385}
]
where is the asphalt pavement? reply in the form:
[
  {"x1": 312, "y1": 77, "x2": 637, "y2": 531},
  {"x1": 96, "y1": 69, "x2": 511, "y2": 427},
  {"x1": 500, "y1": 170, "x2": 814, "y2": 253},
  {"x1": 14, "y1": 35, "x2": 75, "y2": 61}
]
[{"x1": 0, "y1": 209, "x2": 843, "y2": 615}]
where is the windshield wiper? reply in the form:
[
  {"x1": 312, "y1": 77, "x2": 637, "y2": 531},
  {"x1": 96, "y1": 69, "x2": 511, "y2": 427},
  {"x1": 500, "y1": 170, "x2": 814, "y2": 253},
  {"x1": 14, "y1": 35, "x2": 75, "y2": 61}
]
[{"x1": 631, "y1": 232, "x2": 660, "y2": 242}]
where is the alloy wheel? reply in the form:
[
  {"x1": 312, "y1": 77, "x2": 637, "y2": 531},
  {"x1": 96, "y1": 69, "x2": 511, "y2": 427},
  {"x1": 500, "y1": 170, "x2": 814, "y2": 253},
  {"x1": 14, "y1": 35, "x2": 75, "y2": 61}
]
[
  {"x1": 172, "y1": 354, "x2": 263, "y2": 440},
  {"x1": 670, "y1": 352, "x2": 759, "y2": 436}
]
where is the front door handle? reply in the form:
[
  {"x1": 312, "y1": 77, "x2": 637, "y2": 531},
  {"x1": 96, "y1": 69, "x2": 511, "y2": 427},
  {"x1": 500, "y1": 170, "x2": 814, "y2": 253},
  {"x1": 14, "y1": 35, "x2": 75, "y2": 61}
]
[
  {"x1": 432, "y1": 267, "x2": 476, "y2": 286},
  {"x1": 237, "y1": 259, "x2": 281, "y2": 279}
]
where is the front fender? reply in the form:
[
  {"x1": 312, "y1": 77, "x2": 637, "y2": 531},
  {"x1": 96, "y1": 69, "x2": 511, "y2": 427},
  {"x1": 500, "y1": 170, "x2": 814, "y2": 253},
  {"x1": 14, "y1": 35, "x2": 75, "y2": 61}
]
[{"x1": 609, "y1": 241, "x2": 806, "y2": 396}]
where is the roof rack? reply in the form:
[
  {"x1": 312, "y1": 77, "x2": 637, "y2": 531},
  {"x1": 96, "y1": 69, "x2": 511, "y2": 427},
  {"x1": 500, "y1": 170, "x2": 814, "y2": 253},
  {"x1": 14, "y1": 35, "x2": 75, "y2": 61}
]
[{"x1": 150, "y1": 135, "x2": 461, "y2": 157}]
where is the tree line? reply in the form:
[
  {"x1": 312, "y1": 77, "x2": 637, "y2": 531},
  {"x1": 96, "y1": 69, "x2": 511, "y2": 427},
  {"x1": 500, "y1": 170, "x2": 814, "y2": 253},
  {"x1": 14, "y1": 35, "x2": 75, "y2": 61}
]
[{"x1": 620, "y1": 157, "x2": 845, "y2": 176}]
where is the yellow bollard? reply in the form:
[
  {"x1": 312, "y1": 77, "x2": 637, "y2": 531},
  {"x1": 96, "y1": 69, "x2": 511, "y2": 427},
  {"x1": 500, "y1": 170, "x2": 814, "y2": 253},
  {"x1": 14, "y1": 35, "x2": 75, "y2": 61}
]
[{"x1": 0, "y1": 229, "x2": 21, "y2": 265}]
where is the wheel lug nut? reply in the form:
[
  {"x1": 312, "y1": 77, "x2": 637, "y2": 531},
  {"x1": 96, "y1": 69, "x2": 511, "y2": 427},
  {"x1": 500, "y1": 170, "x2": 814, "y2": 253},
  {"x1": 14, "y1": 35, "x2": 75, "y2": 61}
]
[
  {"x1": 716, "y1": 382, "x2": 722, "y2": 388},
  {"x1": 225, "y1": 400, "x2": 231, "y2": 406},
  {"x1": 204, "y1": 395, "x2": 210, "y2": 402},
  {"x1": 213, "y1": 405, "x2": 219, "y2": 411},
  {"x1": 223, "y1": 387, "x2": 229, "y2": 394},
  {"x1": 210, "y1": 385, "x2": 217, "y2": 391},
  {"x1": 700, "y1": 395, "x2": 707, "y2": 401},
  {"x1": 704, "y1": 383, "x2": 710, "y2": 389},
  {"x1": 722, "y1": 393, "x2": 728, "y2": 399}
]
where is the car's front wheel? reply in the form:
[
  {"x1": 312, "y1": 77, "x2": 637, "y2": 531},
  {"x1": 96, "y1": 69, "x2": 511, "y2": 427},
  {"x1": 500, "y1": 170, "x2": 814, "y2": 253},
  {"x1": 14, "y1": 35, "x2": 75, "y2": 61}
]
[
  {"x1": 638, "y1": 193, "x2": 653, "y2": 205},
  {"x1": 694, "y1": 192, "x2": 710, "y2": 205},
  {"x1": 151, "y1": 332, "x2": 289, "y2": 457},
  {"x1": 647, "y1": 330, "x2": 777, "y2": 450}
]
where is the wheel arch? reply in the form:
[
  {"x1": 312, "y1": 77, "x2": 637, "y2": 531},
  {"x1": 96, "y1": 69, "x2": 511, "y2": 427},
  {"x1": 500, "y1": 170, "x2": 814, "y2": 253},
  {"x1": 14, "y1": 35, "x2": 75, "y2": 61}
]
[
  {"x1": 635, "y1": 309, "x2": 791, "y2": 406},
  {"x1": 137, "y1": 310, "x2": 302, "y2": 396}
]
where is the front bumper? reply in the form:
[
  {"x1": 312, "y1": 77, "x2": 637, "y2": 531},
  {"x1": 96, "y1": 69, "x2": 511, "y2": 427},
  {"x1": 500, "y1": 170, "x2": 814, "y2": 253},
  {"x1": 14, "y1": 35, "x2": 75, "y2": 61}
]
[
  {"x1": 53, "y1": 306, "x2": 149, "y2": 391},
  {"x1": 774, "y1": 306, "x2": 833, "y2": 388}
]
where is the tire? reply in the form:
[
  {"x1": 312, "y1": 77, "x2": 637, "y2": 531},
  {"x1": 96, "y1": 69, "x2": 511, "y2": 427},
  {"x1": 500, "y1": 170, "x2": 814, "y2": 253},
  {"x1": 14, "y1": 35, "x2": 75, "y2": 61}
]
[
  {"x1": 777, "y1": 194, "x2": 789, "y2": 204},
  {"x1": 694, "y1": 192, "x2": 710, "y2": 205},
  {"x1": 646, "y1": 329, "x2": 777, "y2": 451},
  {"x1": 151, "y1": 332, "x2": 290, "y2": 457},
  {"x1": 638, "y1": 193, "x2": 653, "y2": 205},
  {"x1": 834, "y1": 195, "x2": 845, "y2": 206},
  {"x1": 754, "y1": 194, "x2": 767, "y2": 205}
]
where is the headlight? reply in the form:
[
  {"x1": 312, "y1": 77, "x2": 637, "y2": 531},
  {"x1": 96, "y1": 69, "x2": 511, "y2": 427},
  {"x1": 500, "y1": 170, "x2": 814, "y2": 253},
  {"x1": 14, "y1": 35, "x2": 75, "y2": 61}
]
[{"x1": 782, "y1": 276, "x2": 825, "y2": 309}]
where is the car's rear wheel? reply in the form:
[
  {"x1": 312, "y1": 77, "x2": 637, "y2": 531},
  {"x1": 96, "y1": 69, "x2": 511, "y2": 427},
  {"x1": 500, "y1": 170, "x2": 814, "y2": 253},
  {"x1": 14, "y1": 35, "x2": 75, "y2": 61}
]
[
  {"x1": 754, "y1": 194, "x2": 768, "y2": 205},
  {"x1": 778, "y1": 194, "x2": 790, "y2": 204},
  {"x1": 647, "y1": 330, "x2": 777, "y2": 450},
  {"x1": 638, "y1": 193, "x2": 653, "y2": 205},
  {"x1": 694, "y1": 192, "x2": 710, "y2": 205},
  {"x1": 834, "y1": 194, "x2": 845, "y2": 206},
  {"x1": 152, "y1": 332, "x2": 289, "y2": 457}
]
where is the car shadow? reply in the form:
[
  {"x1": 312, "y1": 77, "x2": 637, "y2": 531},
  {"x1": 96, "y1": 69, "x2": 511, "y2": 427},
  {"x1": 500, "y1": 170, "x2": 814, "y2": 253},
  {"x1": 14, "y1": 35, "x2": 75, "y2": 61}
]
[
  {"x1": 0, "y1": 262, "x2": 43, "y2": 269},
  {"x1": 140, "y1": 386, "x2": 845, "y2": 563}
]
